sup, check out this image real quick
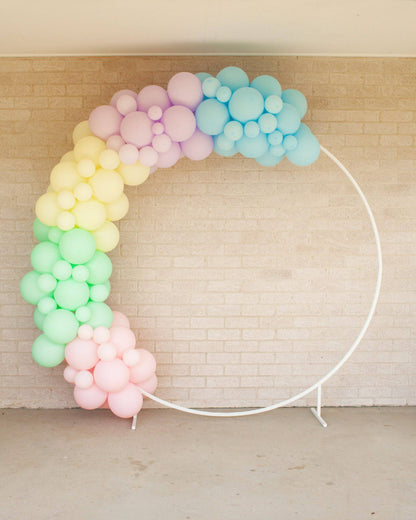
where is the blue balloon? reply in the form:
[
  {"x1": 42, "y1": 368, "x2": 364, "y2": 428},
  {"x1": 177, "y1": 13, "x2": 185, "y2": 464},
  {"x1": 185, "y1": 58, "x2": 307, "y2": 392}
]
[
  {"x1": 214, "y1": 135, "x2": 237, "y2": 157},
  {"x1": 286, "y1": 124, "x2": 320, "y2": 166},
  {"x1": 244, "y1": 121, "x2": 260, "y2": 138},
  {"x1": 224, "y1": 120, "x2": 243, "y2": 141},
  {"x1": 270, "y1": 144, "x2": 286, "y2": 157},
  {"x1": 216, "y1": 133, "x2": 235, "y2": 152},
  {"x1": 275, "y1": 103, "x2": 301, "y2": 135},
  {"x1": 228, "y1": 87, "x2": 265, "y2": 124},
  {"x1": 216, "y1": 86, "x2": 232, "y2": 103},
  {"x1": 195, "y1": 72, "x2": 212, "y2": 83},
  {"x1": 281, "y1": 89, "x2": 307, "y2": 118},
  {"x1": 258, "y1": 113, "x2": 277, "y2": 134},
  {"x1": 283, "y1": 135, "x2": 298, "y2": 151},
  {"x1": 256, "y1": 150, "x2": 285, "y2": 167},
  {"x1": 250, "y1": 75, "x2": 282, "y2": 98},
  {"x1": 236, "y1": 133, "x2": 269, "y2": 159},
  {"x1": 268, "y1": 130, "x2": 283, "y2": 146},
  {"x1": 196, "y1": 99, "x2": 230, "y2": 136},
  {"x1": 202, "y1": 77, "x2": 221, "y2": 98},
  {"x1": 216, "y1": 66, "x2": 249, "y2": 92}
]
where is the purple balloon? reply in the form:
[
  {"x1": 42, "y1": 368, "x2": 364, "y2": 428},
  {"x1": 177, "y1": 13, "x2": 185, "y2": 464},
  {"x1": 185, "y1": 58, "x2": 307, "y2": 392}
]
[
  {"x1": 181, "y1": 129, "x2": 213, "y2": 161},
  {"x1": 139, "y1": 146, "x2": 158, "y2": 167},
  {"x1": 116, "y1": 94, "x2": 137, "y2": 115},
  {"x1": 119, "y1": 144, "x2": 139, "y2": 165},
  {"x1": 106, "y1": 135, "x2": 125, "y2": 152},
  {"x1": 89, "y1": 105, "x2": 123, "y2": 141},
  {"x1": 155, "y1": 141, "x2": 181, "y2": 169},
  {"x1": 167, "y1": 72, "x2": 203, "y2": 111},
  {"x1": 162, "y1": 105, "x2": 196, "y2": 143},
  {"x1": 152, "y1": 134, "x2": 172, "y2": 153},
  {"x1": 137, "y1": 85, "x2": 171, "y2": 112},
  {"x1": 120, "y1": 111, "x2": 153, "y2": 148},
  {"x1": 110, "y1": 89, "x2": 138, "y2": 107}
]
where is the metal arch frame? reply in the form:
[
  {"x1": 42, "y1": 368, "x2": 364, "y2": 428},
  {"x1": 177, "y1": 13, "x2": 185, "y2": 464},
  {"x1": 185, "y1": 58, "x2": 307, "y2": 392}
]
[{"x1": 132, "y1": 145, "x2": 383, "y2": 430}]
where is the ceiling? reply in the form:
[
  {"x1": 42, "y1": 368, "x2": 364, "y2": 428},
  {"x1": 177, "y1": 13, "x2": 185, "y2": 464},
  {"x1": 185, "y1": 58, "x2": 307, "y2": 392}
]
[{"x1": 1, "y1": 0, "x2": 416, "y2": 56}]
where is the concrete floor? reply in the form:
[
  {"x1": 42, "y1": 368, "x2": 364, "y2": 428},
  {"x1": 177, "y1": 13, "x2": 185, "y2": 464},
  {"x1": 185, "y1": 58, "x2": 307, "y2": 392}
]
[{"x1": 1, "y1": 407, "x2": 415, "y2": 520}]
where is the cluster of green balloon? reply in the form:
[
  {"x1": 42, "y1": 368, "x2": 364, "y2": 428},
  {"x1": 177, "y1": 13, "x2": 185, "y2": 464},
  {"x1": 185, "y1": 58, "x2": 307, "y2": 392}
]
[{"x1": 20, "y1": 219, "x2": 114, "y2": 367}]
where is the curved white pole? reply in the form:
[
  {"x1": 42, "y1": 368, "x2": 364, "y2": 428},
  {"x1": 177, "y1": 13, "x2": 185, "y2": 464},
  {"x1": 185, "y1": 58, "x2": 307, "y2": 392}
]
[{"x1": 138, "y1": 146, "x2": 383, "y2": 418}]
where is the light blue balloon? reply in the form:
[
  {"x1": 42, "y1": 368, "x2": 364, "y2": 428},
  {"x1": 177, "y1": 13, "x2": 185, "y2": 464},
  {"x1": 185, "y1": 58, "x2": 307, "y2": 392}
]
[
  {"x1": 265, "y1": 95, "x2": 283, "y2": 115},
  {"x1": 256, "y1": 150, "x2": 285, "y2": 167},
  {"x1": 283, "y1": 135, "x2": 298, "y2": 151},
  {"x1": 224, "y1": 121, "x2": 243, "y2": 141},
  {"x1": 275, "y1": 103, "x2": 301, "y2": 136},
  {"x1": 244, "y1": 121, "x2": 260, "y2": 138},
  {"x1": 268, "y1": 130, "x2": 283, "y2": 146},
  {"x1": 202, "y1": 77, "x2": 221, "y2": 98},
  {"x1": 196, "y1": 99, "x2": 230, "y2": 136},
  {"x1": 213, "y1": 135, "x2": 237, "y2": 157},
  {"x1": 250, "y1": 75, "x2": 282, "y2": 98},
  {"x1": 258, "y1": 113, "x2": 277, "y2": 134},
  {"x1": 236, "y1": 133, "x2": 269, "y2": 159},
  {"x1": 270, "y1": 145, "x2": 286, "y2": 157},
  {"x1": 228, "y1": 87, "x2": 265, "y2": 124},
  {"x1": 281, "y1": 89, "x2": 307, "y2": 118},
  {"x1": 215, "y1": 133, "x2": 235, "y2": 152},
  {"x1": 216, "y1": 86, "x2": 232, "y2": 103},
  {"x1": 195, "y1": 72, "x2": 212, "y2": 83},
  {"x1": 286, "y1": 124, "x2": 320, "y2": 166},
  {"x1": 216, "y1": 66, "x2": 249, "y2": 92}
]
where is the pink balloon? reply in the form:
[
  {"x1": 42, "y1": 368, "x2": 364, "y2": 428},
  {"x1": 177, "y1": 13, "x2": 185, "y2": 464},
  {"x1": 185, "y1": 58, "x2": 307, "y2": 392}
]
[
  {"x1": 74, "y1": 370, "x2": 94, "y2": 389},
  {"x1": 89, "y1": 105, "x2": 123, "y2": 141},
  {"x1": 119, "y1": 143, "x2": 139, "y2": 165},
  {"x1": 162, "y1": 105, "x2": 196, "y2": 142},
  {"x1": 181, "y1": 129, "x2": 214, "y2": 161},
  {"x1": 137, "y1": 85, "x2": 171, "y2": 112},
  {"x1": 155, "y1": 141, "x2": 181, "y2": 169},
  {"x1": 78, "y1": 324, "x2": 93, "y2": 340},
  {"x1": 63, "y1": 365, "x2": 77, "y2": 383},
  {"x1": 120, "y1": 111, "x2": 153, "y2": 148},
  {"x1": 93, "y1": 326, "x2": 110, "y2": 344},
  {"x1": 110, "y1": 326, "x2": 136, "y2": 357},
  {"x1": 139, "y1": 146, "x2": 158, "y2": 167},
  {"x1": 74, "y1": 384, "x2": 107, "y2": 410},
  {"x1": 122, "y1": 349, "x2": 141, "y2": 367},
  {"x1": 167, "y1": 72, "x2": 204, "y2": 111},
  {"x1": 152, "y1": 122, "x2": 164, "y2": 135},
  {"x1": 152, "y1": 133, "x2": 172, "y2": 153},
  {"x1": 108, "y1": 383, "x2": 143, "y2": 418},
  {"x1": 130, "y1": 349, "x2": 157, "y2": 384},
  {"x1": 97, "y1": 342, "x2": 117, "y2": 361},
  {"x1": 65, "y1": 338, "x2": 98, "y2": 370},
  {"x1": 110, "y1": 89, "x2": 138, "y2": 107},
  {"x1": 111, "y1": 311, "x2": 130, "y2": 328},
  {"x1": 116, "y1": 94, "x2": 137, "y2": 115},
  {"x1": 106, "y1": 135, "x2": 125, "y2": 152},
  {"x1": 94, "y1": 359, "x2": 130, "y2": 393},
  {"x1": 138, "y1": 374, "x2": 158, "y2": 394}
]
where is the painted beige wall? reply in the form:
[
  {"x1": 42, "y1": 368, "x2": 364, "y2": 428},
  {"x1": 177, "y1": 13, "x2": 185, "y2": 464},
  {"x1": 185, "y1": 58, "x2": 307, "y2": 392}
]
[{"x1": 1, "y1": 56, "x2": 415, "y2": 409}]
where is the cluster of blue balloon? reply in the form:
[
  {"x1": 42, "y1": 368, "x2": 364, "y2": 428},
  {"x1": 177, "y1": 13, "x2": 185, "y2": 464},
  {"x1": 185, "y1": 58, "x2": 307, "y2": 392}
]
[{"x1": 195, "y1": 67, "x2": 320, "y2": 166}]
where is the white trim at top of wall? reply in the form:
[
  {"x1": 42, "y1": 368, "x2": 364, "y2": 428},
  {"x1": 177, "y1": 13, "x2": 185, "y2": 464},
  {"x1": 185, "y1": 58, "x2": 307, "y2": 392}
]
[{"x1": 1, "y1": 52, "x2": 416, "y2": 58}]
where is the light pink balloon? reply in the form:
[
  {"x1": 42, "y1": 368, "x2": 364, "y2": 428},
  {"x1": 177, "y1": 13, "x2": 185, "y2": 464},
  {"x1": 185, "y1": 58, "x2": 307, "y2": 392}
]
[
  {"x1": 162, "y1": 105, "x2": 196, "y2": 142},
  {"x1": 108, "y1": 383, "x2": 143, "y2": 418},
  {"x1": 74, "y1": 384, "x2": 107, "y2": 410},
  {"x1": 155, "y1": 141, "x2": 181, "y2": 169},
  {"x1": 89, "y1": 105, "x2": 123, "y2": 141},
  {"x1": 93, "y1": 326, "x2": 110, "y2": 344},
  {"x1": 137, "y1": 85, "x2": 171, "y2": 112},
  {"x1": 138, "y1": 374, "x2": 158, "y2": 394},
  {"x1": 122, "y1": 349, "x2": 141, "y2": 367},
  {"x1": 111, "y1": 310, "x2": 130, "y2": 328},
  {"x1": 74, "y1": 370, "x2": 94, "y2": 389},
  {"x1": 167, "y1": 72, "x2": 204, "y2": 111},
  {"x1": 119, "y1": 143, "x2": 139, "y2": 165},
  {"x1": 120, "y1": 111, "x2": 153, "y2": 148},
  {"x1": 147, "y1": 105, "x2": 163, "y2": 121},
  {"x1": 139, "y1": 146, "x2": 158, "y2": 167},
  {"x1": 110, "y1": 326, "x2": 136, "y2": 357},
  {"x1": 130, "y1": 349, "x2": 157, "y2": 384},
  {"x1": 106, "y1": 135, "x2": 125, "y2": 152},
  {"x1": 116, "y1": 94, "x2": 137, "y2": 115},
  {"x1": 63, "y1": 365, "x2": 77, "y2": 383},
  {"x1": 110, "y1": 89, "x2": 138, "y2": 107},
  {"x1": 152, "y1": 133, "x2": 172, "y2": 153},
  {"x1": 65, "y1": 338, "x2": 98, "y2": 370},
  {"x1": 78, "y1": 324, "x2": 94, "y2": 340},
  {"x1": 97, "y1": 342, "x2": 117, "y2": 361},
  {"x1": 181, "y1": 129, "x2": 214, "y2": 161},
  {"x1": 94, "y1": 359, "x2": 130, "y2": 392}
]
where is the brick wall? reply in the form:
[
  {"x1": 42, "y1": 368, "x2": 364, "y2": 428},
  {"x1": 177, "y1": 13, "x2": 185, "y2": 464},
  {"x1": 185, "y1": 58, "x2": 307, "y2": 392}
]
[{"x1": 1, "y1": 56, "x2": 415, "y2": 409}]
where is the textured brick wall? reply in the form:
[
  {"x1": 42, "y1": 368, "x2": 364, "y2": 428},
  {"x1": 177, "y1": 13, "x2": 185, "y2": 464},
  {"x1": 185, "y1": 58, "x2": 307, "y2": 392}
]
[{"x1": 1, "y1": 56, "x2": 415, "y2": 409}]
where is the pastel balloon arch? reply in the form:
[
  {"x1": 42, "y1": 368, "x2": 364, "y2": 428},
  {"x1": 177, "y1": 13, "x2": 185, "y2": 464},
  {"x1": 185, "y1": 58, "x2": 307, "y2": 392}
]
[{"x1": 20, "y1": 66, "x2": 381, "y2": 423}]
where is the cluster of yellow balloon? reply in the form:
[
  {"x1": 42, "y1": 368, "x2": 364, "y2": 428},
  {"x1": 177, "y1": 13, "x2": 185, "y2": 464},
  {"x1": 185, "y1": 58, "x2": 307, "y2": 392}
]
[{"x1": 35, "y1": 121, "x2": 150, "y2": 253}]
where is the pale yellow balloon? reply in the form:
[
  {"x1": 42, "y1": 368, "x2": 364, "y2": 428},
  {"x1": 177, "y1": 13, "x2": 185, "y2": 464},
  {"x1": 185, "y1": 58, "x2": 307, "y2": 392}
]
[
  {"x1": 50, "y1": 161, "x2": 82, "y2": 192},
  {"x1": 99, "y1": 149, "x2": 120, "y2": 170},
  {"x1": 117, "y1": 160, "x2": 150, "y2": 186},
  {"x1": 106, "y1": 193, "x2": 129, "y2": 221},
  {"x1": 61, "y1": 151, "x2": 75, "y2": 163},
  {"x1": 92, "y1": 221, "x2": 120, "y2": 252},
  {"x1": 35, "y1": 192, "x2": 60, "y2": 227},
  {"x1": 77, "y1": 158, "x2": 96, "y2": 178},
  {"x1": 74, "y1": 136, "x2": 106, "y2": 164},
  {"x1": 57, "y1": 190, "x2": 76, "y2": 210},
  {"x1": 47, "y1": 184, "x2": 54, "y2": 193},
  {"x1": 72, "y1": 199, "x2": 106, "y2": 231},
  {"x1": 89, "y1": 169, "x2": 124, "y2": 203},
  {"x1": 57, "y1": 211, "x2": 76, "y2": 231},
  {"x1": 73, "y1": 120, "x2": 92, "y2": 145},
  {"x1": 74, "y1": 182, "x2": 93, "y2": 202}
]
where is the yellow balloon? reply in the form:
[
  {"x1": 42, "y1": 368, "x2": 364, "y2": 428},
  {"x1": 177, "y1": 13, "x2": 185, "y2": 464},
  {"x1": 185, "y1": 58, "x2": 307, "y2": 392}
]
[
  {"x1": 99, "y1": 149, "x2": 120, "y2": 170},
  {"x1": 77, "y1": 158, "x2": 96, "y2": 178},
  {"x1": 74, "y1": 182, "x2": 93, "y2": 202},
  {"x1": 106, "y1": 193, "x2": 129, "y2": 221},
  {"x1": 74, "y1": 136, "x2": 106, "y2": 164},
  {"x1": 61, "y1": 151, "x2": 75, "y2": 162},
  {"x1": 50, "y1": 161, "x2": 82, "y2": 192},
  {"x1": 89, "y1": 169, "x2": 124, "y2": 203},
  {"x1": 72, "y1": 199, "x2": 106, "y2": 231},
  {"x1": 57, "y1": 211, "x2": 76, "y2": 231},
  {"x1": 57, "y1": 190, "x2": 75, "y2": 210},
  {"x1": 73, "y1": 120, "x2": 92, "y2": 145},
  {"x1": 117, "y1": 160, "x2": 150, "y2": 186},
  {"x1": 92, "y1": 221, "x2": 120, "y2": 252},
  {"x1": 35, "y1": 192, "x2": 61, "y2": 227}
]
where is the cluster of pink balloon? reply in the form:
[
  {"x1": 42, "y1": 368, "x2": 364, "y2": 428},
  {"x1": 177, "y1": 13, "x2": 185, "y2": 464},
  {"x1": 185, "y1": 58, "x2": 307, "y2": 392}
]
[
  {"x1": 89, "y1": 72, "x2": 214, "y2": 171},
  {"x1": 63, "y1": 310, "x2": 157, "y2": 418}
]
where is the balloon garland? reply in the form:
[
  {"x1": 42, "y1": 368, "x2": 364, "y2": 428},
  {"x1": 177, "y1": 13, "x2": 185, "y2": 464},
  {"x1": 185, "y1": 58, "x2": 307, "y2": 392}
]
[{"x1": 20, "y1": 67, "x2": 320, "y2": 420}]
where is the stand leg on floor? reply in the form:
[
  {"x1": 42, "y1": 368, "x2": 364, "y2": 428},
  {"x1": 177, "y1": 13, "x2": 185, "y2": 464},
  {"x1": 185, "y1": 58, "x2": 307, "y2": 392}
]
[
  {"x1": 310, "y1": 384, "x2": 327, "y2": 427},
  {"x1": 131, "y1": 414, "x2": 138, "y2": 431}
]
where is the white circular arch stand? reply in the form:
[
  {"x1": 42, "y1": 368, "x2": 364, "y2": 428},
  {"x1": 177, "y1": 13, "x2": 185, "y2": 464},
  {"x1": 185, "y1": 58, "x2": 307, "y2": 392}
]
[{"x1": 132, "y1": 145, "x2": 383, "y2": 430}]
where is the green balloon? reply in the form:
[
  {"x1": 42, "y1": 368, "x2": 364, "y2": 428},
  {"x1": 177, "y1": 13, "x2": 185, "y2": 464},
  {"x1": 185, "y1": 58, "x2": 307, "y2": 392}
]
[
  {"x1": 37, "y1": 296, "x2": 57, "y2": 315},
  {"x1": 54, "y1": 279, "x2": 90, "y2": 310},
  {"x1": 52, "y1": 260, "x2": 72, "y2": 281},
  {"x1": 31, "y1": 242, "x2": 61, "y2": 273},
  {"x1": 38, "y1": 273, "x2": 57, "y2": 292},
  {"x1": 85, "y1": 251, "x2": 112, "y2": 284},
  {"x1": 33, "y1": 308, "x2": 46, "y2": 331},
  {"x1": 85, "y1": 302, "x2": 113, "y2": 328},
  {"x1": 43, "y1": 309, "x2": 79, "y2": 344},
  {"x1": 48, "y1": 227, "x2": 64, "y2": 244},
  {"x1": 72, "y1": 265, "x2": 89, "y2": 282},
  {"x1": 32, "y1": 334, "x2": 65, "y2": 367},
  {"x1": 90, "y1": 283, "x2": 110, "y2": 302},
  {"x1": 20, "y1": 271, "x2": 51, "y2": 305},
  {"x1": 59, "y1": 228, "x2": 96, "y2": 265},
  {"x1": 33, "y1": 218, "x2": 51, "y2": 242},
  {"x1": 75, "y1": 305, "x2": 92, "y2": 323}
]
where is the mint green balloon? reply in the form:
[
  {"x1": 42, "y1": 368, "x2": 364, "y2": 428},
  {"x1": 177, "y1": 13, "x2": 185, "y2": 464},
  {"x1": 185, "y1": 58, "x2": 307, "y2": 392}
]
[
  {"x1": 20, "y1": 271, "x2": 50, "y2": 305},
  {"x1": 33, "y1": 308, "x2": 46, "y2": 331},
  {"x1": 72, "y1": 265, "x2": 89, "y2": 282},
  {"x1": 85, "y1": 302, "x2": 113, "y2": 328},
  {"x1": 37, "y1": 273, "x2": 57, "y2": 292},
  {"x1": 32, "y1": 334, "x2": 65, "y2": 367},
  {"x1": 85, "y1": 251, "x2": 112, "y2": 284},
  {"x1": 48, "y1": 227, "x2": 64, "y2": 244},
  {"x1": 59, "y1": 228, "x2": 96, "y2": 265},
  {"x1": 43, "y1": 309, "x2": 79, "y2": 344},
  {"x1": 54, "y1": 279, "x2": 90, "y2": 311},
  {"x1": 37, "y1": 296, "x2": 57, "y2": 315},
  {"x1": 33, "y1": 218, "x2": 50, "y2": 242},
  {"x1": 75, "y1": 305, "x2": 92, "y2": 323},
  {"x1": 90, "y1": 283, "x2": 110, "y2": 302},
  {"x1": 52, "y1": 260, "x2": 72, "y2": 281},
  {"x1": 31, "y1": 242, "x2": 61, "y2": 273}
]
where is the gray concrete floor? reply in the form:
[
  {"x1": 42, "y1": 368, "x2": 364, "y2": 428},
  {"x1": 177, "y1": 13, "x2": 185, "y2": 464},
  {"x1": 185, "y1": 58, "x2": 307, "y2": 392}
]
[{"x1": 1, "y1": 407, "x2": 415, "y2": 520}]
